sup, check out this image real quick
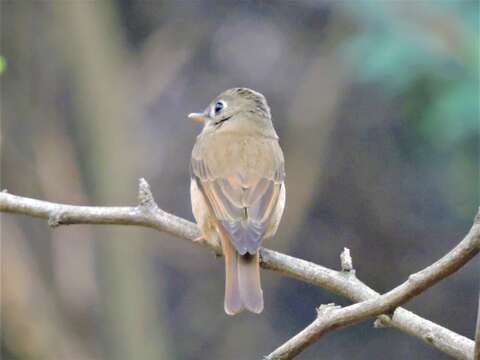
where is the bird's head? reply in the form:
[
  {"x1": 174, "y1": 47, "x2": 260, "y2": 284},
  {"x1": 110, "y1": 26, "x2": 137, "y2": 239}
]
[{"x1": 189, "y1": 88, "x2": 276, "y2": 137}]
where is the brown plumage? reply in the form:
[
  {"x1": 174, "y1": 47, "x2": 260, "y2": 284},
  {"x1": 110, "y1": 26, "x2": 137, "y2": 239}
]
[{"x1": 189, "y1": 88, "x2": 285, "y2": 315}]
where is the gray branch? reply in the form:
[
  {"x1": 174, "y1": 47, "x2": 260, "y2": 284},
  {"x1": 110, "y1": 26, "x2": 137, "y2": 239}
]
[
  {"x1": 475, "y1": 290, "x2": 480, "y2": 360},
  {"x1": 1, "y1": 180, "x2": 477, "y2": 359},
  {"x1": 266, "y1": 215, "x2": 480, "y2": 359}
]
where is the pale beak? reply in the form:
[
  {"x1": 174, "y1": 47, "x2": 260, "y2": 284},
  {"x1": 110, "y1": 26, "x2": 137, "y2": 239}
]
[{"x1": 188, "y1": 112, "x2": 208, "y2": 123}]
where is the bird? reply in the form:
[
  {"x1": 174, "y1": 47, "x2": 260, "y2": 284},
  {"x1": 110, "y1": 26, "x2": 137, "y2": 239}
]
[{"x1": 189, "y1": 88, "x2": 285, "y2": 315}]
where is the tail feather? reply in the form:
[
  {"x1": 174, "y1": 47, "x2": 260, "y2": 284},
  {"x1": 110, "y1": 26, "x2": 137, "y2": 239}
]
[
  {"x1": 223, "y1": 238, "x2": 244, "y2": 315},
  {"x1": 222, "y1": 237, "x2": 264, "y2": 315},
  {"x1": 237, "y1": 252, "x2": 263, "y2": 314}
]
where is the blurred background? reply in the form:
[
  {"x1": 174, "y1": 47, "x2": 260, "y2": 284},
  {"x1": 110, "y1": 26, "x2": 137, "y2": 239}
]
[{"x1": 1, "y1": 1, "x2": 478, "y2": 359}]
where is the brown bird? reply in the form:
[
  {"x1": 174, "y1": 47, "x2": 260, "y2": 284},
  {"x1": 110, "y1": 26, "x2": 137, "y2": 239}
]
[{"x1": 189, "y1": 88, "x2": 285, "y2": 315}]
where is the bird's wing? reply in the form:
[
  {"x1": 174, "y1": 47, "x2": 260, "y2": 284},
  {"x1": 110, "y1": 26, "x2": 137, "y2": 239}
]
[{"x1": 191, "y1": 137, "x2": 285, "y2": 255}]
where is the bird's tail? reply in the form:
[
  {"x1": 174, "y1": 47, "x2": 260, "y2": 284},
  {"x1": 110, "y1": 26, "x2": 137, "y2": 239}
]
[
  {"x1": 223, "y1": 238, "x2": 263, "y2": 315},
  {"x1": 237, "y1": 251, "x2": 263, "y2": 313}
]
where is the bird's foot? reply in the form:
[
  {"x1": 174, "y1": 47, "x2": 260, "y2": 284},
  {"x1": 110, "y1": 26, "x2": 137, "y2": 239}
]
[{"x1": 193, "y1": 235, "x2": 205, "y2": 243}]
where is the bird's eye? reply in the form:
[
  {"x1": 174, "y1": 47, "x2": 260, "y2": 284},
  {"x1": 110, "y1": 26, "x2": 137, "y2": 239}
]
[{"x1": 214, "y1": 101, "x2": 226, "y2": 114}]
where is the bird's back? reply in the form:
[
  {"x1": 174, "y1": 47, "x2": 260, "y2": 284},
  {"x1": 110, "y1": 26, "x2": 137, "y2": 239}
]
[{"x1": 192, "y1": 132, "x2": 284, "y2": 185}]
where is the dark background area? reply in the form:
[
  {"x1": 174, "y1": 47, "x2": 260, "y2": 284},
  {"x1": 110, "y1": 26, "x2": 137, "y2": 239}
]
[{"x1": 1, "y1": 1, "x2": 479, "y2": 359}]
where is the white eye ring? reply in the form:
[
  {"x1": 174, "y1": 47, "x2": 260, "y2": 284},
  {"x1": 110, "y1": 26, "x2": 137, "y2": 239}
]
[{"x1": 211, "y1": 100, "x2": 227, "y2": 117}]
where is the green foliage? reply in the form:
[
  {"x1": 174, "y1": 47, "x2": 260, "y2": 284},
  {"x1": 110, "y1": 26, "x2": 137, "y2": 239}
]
[
  {"x1": 340, "y1": 0, "x2": 478, "y2": 218},
  {"x1": 342, "y1": 0, "x2": 478, "y2": 150}
]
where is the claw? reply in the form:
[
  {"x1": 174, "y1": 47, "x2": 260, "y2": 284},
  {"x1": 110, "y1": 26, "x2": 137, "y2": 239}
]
[{"x1": 193, "y1": 235, "x2": 205, "y2": 242}]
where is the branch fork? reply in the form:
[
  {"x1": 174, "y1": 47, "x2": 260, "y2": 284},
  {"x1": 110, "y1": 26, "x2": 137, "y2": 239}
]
[
  {"x1": 1, "y1": 179, "x2": 478, "y2": 360},
  {"x1": 137, "y1": 177, "x2": 158, "y2": 212}
]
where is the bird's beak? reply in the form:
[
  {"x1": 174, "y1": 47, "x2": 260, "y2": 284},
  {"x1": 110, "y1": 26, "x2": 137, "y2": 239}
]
[{"x1": 188, "y1": 112, "x2": 208, "y2": 123}]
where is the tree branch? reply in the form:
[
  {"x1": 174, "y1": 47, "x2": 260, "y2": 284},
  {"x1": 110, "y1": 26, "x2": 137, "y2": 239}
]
[
  {"x1": 0, "y1": 180, "x2": 209, "y2": 251},
  {"x1": 0, "y1": 181, "x2": 477, "y2": 359},
  {"x1": 266, "y1": 216, "x2": 480, "y2": 359}
]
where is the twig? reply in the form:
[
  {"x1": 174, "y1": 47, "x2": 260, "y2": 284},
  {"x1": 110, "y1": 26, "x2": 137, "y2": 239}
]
[
  {"x1": 475, "y1": 290, "x2": 480, "y2": 360},
  {"x1": 0, "y1": 181, "x2": 477, "y2": 359},
  {"x1": 266, "y1": 219, "x2": 480, "y2": 359},
  {"x1": 340, "y1": 247, "x2": 353, "y2": 272}
]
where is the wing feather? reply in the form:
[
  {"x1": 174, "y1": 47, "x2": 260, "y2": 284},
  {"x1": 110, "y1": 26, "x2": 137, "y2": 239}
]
[{"x1": 191, "y1": 135, "x2": 284, "y2": 255}]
